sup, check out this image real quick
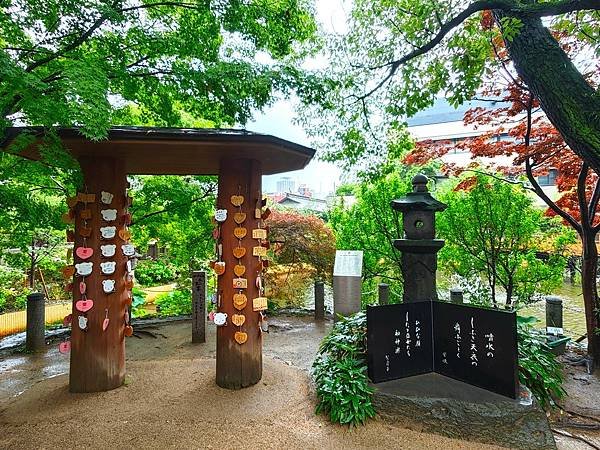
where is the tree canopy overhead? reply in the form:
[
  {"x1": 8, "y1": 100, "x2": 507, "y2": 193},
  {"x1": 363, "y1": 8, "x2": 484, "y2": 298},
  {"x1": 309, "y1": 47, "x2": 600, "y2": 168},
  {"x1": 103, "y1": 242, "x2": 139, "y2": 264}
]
[
  {"x1": 307, "y1": 0, "x2": 600, "y2": 172},
  {"x1": 1, "y1": 0, "x2": 325, "y2": 139}
]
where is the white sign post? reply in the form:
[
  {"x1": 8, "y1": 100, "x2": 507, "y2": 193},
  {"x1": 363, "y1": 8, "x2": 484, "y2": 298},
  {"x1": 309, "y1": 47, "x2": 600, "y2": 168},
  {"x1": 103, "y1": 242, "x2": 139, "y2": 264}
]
[{"x1": 333, "y1": 250, "x2": 363, "y2": 320}]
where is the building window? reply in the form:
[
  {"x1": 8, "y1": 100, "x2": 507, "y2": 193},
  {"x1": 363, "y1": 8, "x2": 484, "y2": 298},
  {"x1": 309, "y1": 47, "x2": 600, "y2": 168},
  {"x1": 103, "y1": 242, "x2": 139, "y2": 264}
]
[{"x1": 537, "y1": 169, "x2": 558, "y2": 186}]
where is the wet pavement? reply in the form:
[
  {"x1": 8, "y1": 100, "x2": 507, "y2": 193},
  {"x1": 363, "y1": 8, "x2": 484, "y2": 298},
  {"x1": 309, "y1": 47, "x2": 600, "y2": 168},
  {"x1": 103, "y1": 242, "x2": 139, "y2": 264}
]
[{"x1": 0, "y1": 314, "x2": 331, "y2": 403}]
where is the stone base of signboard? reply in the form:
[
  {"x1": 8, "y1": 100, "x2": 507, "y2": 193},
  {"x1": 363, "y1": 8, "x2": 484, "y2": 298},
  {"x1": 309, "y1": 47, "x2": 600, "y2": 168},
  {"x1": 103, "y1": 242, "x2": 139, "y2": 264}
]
[{"x1": 372, "y1": 373, "x2": 555, "y2": 450}]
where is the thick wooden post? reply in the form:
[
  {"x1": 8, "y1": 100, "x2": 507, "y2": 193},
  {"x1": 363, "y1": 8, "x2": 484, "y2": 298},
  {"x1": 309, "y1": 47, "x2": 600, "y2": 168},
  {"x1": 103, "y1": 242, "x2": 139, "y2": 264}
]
[
  {"x1": 216, "y1": 159, "x2": 262, "y2": 389},
  {"x1": 314, "y1": 281, "x2": 325, "y2": 320},
  {"x1": 192, "y1": 271, "x2": 206, "y2": 343},
  {"x1": 70, "y1": 157, "x2": 128, "y2": 393}
]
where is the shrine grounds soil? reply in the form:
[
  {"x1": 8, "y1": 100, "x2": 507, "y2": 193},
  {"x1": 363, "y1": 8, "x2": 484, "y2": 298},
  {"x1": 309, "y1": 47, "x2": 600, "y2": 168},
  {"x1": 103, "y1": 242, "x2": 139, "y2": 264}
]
[{"x1": 0, "y1": 315, "x2": 599, "y2": 449}]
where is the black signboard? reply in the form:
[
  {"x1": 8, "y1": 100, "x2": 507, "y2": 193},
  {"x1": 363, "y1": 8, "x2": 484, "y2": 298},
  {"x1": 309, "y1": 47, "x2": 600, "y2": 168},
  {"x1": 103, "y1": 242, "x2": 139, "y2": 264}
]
[
  {"x1": 433, "y1": 302, "x2": 518, "y2": 398},
  {"x1": 367, "y1": 301, "x2": 518, "y2": 398},
  {"x1": 367, "y1": 302, "x2": 433, "y2": 382}
]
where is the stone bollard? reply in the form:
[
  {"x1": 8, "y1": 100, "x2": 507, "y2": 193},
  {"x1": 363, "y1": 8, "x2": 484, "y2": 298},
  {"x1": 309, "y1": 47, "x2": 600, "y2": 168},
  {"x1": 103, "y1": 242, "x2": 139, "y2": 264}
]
[
  {"x1": 191, "y1": 271, "x2": 206, "y2": 343},
  {"x1": 314, "y1": 281, "x2": 325, "y2": 320},
  {"x1": 26, "y1": 292, "x2": 45, "y2": 352},
  {"x1": 545, "y1": 296, "x2": 563, "y2": 335},
  {"x1": 378, "y1": 283, "x2": 389, "y2": 305},
  {"x1": 450, "y1": 288, "x2": 464, "y2": 304}
]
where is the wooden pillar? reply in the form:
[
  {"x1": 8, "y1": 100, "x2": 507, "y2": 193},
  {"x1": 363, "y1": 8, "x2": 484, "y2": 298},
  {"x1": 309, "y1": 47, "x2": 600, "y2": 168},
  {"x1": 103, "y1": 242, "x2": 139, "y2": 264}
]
[
  {"x1": 216, "y1": 159, "x2": 262, "y2": 389},
  {"x1": 69, "y1": 157, "x2": 128, "y2": 393},
  {"x1": 192, "y1": 271, "x2": 206, "y2": 343}
]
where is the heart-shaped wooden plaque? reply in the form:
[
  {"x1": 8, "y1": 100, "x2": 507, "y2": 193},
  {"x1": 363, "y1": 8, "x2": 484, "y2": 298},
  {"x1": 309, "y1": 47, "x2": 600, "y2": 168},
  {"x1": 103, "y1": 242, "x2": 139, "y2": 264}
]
[
  {"x1": 233, "y1": 247, "x2": 246, "y2": 259},
  {"x1": 233, "y1": 293, "x2": 247, "y2": 310},
  {"x1": 75, "y1": 299, "x2": 94, "y2": 313},
  {"x1": 124, "y1": 325, "x2": 134, "y2": 337},
  {"x1": 234, "y1": 227, "x2": 247, "y2": 239},
  {"x1": 231, "y1": 195, "x2": 244, "y2": 207},
  {"x1": 59, "y1": 341, "x2": 71, "y2": 354},
  {"x1": 213, "y1": 261, "x2": 226, "y2": 276},
  {"x1": 234, "y1": 212, "x2": 246, "y2": 224},
  {"x1": 75, "y1": 247, "x2": 94, "y2": 260},
  {"x1": 231, "y1": 314, "x2": 245, "y2": 327},
  {"x1": 119, "y1": 229, "x2": 131, "y2": 241},
  {"x1": 234, "y1": 331, "x2": 248, "y2": 344},
  {"x1": 234, "y1": 264, "x2": 246, "y2": 277},
  {"x1": 62, "y1": 265, "x2": 75, "y2": 278},
  {"x1": 79, "y1": 226, "x2": 92, "y2": 237}
]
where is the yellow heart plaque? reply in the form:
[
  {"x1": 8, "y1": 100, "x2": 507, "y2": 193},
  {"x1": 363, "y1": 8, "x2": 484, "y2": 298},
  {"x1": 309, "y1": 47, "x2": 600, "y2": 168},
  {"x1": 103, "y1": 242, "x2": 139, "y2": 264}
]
[
  {"x1": 231, "y1": 195, "x2": 244, "y2": 207},
  {"x1": 234, "y1": 331, "x2": 248, "y2": 344},
  {"x1": 232, "y1": 314, "x2": 246, "y2": 327}
]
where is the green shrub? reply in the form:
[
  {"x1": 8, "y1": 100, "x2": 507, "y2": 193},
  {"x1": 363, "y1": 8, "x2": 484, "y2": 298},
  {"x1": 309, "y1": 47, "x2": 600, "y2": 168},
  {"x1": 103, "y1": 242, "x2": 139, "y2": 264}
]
[
  {"x1": 517, "y1": 315, "x2": 565, "y2": 407},
  {"x1": 131, "y1": 287, "x2": 150, "y2": 318},
  {"x1": 312, "y1": 311, "x2": 565, "y2": 427},
  {"x1": 134, "y1": 259, "x2": 177, "y2": 286},
  {"x1": 155, "y1": 289, "x2": 192, "y2": 316},
  {"x1": 312, "y1": 312, "x2": 376, "y2": 426},
  {"x1": 0, "y1": 265, "x2": 31, "y2": 313}
]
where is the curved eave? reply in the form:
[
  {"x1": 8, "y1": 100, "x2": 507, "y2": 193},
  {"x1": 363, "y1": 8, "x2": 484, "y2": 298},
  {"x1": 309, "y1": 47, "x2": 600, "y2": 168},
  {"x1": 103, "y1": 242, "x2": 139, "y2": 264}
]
[{"x1": 1, "y1": 126, "x2": 316, "y2": 175}]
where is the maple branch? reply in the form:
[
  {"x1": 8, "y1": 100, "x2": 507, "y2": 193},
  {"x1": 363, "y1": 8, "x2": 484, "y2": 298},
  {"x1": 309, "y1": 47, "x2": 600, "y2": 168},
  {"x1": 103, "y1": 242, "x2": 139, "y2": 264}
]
[
  {"x1": 358, "y1": 0, "x2": 600, "y2": 100},
  {"x1": 588, "y1": 176, "x2": 600, "y2": 221},
  {"x1": 577, "y1": 162, "x2": 591, "y2": 229},
  {"x1": 526, "y1": 158, "x2": 581, "y2": 232},
  {"x1": 120, "y1": 2, "x2": 197, "y2": 13}
]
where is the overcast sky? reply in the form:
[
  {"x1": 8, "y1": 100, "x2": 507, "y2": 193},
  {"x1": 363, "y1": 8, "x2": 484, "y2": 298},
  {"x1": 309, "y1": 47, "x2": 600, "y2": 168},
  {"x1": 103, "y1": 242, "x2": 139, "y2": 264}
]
[{"x1": 249, "y1": 1, "x2": 347, "y2": 195}]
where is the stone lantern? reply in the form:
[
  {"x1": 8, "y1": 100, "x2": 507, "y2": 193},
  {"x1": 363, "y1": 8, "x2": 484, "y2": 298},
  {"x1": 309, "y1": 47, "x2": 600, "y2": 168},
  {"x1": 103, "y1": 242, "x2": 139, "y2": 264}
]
[{"x1": 391, "y1": 174, "x2": 447, "y2": 303}]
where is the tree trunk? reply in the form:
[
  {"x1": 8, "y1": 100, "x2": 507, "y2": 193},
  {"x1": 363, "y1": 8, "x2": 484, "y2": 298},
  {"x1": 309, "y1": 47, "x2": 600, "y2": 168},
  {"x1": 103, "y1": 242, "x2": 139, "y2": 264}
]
[
  {"x1": 494, "y1": 11, "x2": 600, "y2": 173},
  {"x1": 580, "y1": 229, "x2": 600, "y2": 369}
]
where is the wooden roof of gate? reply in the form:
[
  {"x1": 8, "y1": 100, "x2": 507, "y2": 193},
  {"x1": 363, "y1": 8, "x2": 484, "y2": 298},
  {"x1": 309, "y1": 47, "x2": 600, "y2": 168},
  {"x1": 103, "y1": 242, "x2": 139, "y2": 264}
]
[{"x1": 1, "y1": 126, "x2": 315, "y2": 175}]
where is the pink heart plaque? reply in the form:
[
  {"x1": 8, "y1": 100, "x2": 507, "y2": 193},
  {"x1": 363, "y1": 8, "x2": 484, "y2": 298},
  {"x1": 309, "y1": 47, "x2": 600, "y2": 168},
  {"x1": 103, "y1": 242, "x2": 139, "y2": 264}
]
[
  {"x1": 59, "y1": 341, "x2": 71, "y2": 354},
  {"x1": 79, "y1": 281, "x2": 86, "y2": 295},
  {"x1": 75, "y1": 299, "x2": 94, "y2": 313},
  {"x1": 102, "y1": 317, "x2": 110, "y2": 331},
  {"x1": 75, "y1": 247, "x2": 94, "y2": 260}
]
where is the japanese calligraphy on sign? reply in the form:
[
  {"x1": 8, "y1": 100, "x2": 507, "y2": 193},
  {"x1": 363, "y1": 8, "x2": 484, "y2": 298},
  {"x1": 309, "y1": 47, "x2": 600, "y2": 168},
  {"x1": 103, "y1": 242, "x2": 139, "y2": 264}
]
[{"x1": 367, "y1": 302, "x2": 518, "y2": 399}]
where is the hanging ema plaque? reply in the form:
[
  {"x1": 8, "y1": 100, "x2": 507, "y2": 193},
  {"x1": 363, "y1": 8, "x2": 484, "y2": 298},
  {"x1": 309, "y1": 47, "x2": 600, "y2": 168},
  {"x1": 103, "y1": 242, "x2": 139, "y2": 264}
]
[{"x1": 367, "y1": 302, "x2": 518, "y2": 398}]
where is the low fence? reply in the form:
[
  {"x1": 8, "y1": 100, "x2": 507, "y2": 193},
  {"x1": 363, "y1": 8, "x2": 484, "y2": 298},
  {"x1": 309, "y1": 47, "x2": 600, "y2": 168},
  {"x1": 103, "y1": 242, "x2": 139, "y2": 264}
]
[{"x1": 0, "y1": 301, "x2": 71, "y2": 338}]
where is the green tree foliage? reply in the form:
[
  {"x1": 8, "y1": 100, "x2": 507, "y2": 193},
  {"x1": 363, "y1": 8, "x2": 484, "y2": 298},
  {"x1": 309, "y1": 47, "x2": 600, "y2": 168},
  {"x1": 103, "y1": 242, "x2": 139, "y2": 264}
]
[
  {"x1": 304, "y1": 1, "x2": 600, "y2": 173},
  {"x1": 329, "y1": 164, "x2": 437, "y2": 303},
  {"x1": 1, "y1": 0, "x2": 325, "y2": 139},
  {"x1": 437, "y1": 175, "x2": 573, "y2": 306},
  {"x1": 129, "y1": 175, "x2": 216, "y2": 274},
  {"x1": 0, "y1": 152, "x2": 71, "y2": 302}
]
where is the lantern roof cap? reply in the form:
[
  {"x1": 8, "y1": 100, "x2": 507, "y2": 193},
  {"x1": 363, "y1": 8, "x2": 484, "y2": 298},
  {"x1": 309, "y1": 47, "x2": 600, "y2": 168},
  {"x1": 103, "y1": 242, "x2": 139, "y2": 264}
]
[{"x1": 391, "y1": 174, "x2": 447, "y2": 213}]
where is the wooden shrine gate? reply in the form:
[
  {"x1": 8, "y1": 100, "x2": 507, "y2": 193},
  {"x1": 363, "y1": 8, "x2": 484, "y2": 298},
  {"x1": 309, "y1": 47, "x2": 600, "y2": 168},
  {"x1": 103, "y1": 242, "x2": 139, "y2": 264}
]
[{"x1": 3, "y1": 126, "x2": 314, "y2": 392}]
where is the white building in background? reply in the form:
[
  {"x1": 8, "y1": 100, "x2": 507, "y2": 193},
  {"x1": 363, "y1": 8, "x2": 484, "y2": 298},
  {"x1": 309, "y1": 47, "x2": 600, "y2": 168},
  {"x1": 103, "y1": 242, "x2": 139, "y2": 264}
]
[
  {"x1": 276, "y1": 176, "x2": 296, "y2": 193},
  {"x1": 406, "y1": 98, "x2": 559, "y2": 205}
]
